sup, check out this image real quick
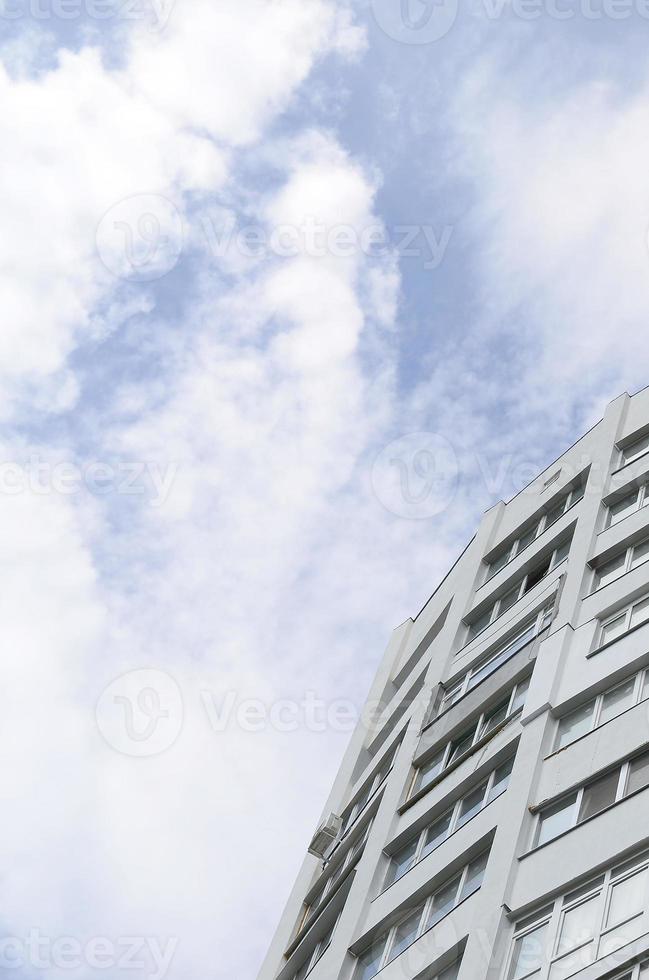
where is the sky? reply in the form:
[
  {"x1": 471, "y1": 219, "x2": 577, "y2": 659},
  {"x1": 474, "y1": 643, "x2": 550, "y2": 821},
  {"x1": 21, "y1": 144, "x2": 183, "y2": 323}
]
[{"x1": 2, "y1": 0, "x2": 649, "y2": 978}]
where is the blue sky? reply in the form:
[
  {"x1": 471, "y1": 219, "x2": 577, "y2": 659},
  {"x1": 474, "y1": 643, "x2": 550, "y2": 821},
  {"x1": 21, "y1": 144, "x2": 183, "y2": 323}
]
[{"x1": 2, "y1": 1, "x2": 649, "y2": 978}]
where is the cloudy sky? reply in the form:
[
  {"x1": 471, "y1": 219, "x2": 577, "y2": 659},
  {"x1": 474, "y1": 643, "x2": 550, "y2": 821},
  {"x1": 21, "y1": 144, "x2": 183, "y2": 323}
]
[{"x1": 2, "y1": 0, "x2": 649, "y2": 977}]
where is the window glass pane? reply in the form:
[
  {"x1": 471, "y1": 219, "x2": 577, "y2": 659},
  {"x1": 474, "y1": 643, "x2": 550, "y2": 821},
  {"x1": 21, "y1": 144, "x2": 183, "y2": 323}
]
[
  {"x1": 623, "y1": 433, "x2": 649, "y2": 464},
  {"x1": 508, "y1": 923, "x2": 548, "y2": 980},
  {"x1": 427, "y1": 875, "x2": 462, "y2": 927},
  {"x1": 385, "y1": 838, "x2": 419, "y2": 888},
  {"x1": 421, "y1": 810, "x2": 453, "y2": 859},
  {"x1": 570, "y1": 483, "x2": 585, "y2": 505},
  {"x1": 599, "y1": 678, "x2": 636, "y2": 726},
  {"x1": 468, "y1": 607, "x2": 494, "y2": 640},
  {"x1": 556, "y1": 701, "x2": 595, "y2": 750},
  {"x1": 388, "y1": 906, "x2": 423, "y2": 963},
  {"x1": 517, "y1": 525, "x2": 539, "y2": 554},
  {"x1": 491, "y1": 549, "x2": 512, "y2": 575},
  {"x1": 355, "y1": 942, "x2": 385, "y2": 980},
  {"x1": 524, "y1": 558, "x2": 552, "y2": 594},
  {"x1": 459, "y1": 851, "x2": 488, "y2": 901},
  {"x1": 631, "y1": 538, "x2": 649, "y2": 570},
  {"x1": 606, "y1": 869, "x2": 648, "y2": 928},
  {"x1": 642, "y1": 671, "x2": 649, "y2": 702},
  {"x1": 545, "y1": 501, "x2": 566, "y2": 528},
  {"x1": 557, "y1": 894, "x2": 600, "y2": 955},
  {"x1": 510, "y1": 677, "x2": 530, "y2": 715},
  {"x1": 630, "y1": 596, "x2": 649, "y2": 629},
  {"x1": 480, "y1": 700, "x2": 509, "y2": 737},
  {"x1": 487, "y1": 757, "x2": 514, "y2": 803},
  {"x1": 600, "y1": 614, "x2": 628, "y2": 646},
  {"x1": 449, "y1": 725, "x2": 477, "y2": 763},
  {"x1": 578, "y1": 769, "x2": 620, "y2": 822},
  {"x1": 596, "y1": 553, "x2": 626, "y2": 589},
  {"x1": 414, "y1": 749, "x2": 445, "y2": 794},
  {"x1": 537, "y1": 794, "x2": 578, "y2": 846},
  {"x1": 609, "y1": 490, "x2": 639, "y2": 526},
  {"x1": 500, "y1": 585, "x2": 521, "y2": 613},
  {"x1": 552, "y1": 540, "x2": 571, "y2": 568},
  {"x1": 457, "y1": 782, "x2": 488, "y2": 828},
  {"x1": 627, "y1": 751, "x2": 649, "y2": 796},
  {"x1": 441, "y1": 682, "x2": 462, "y2": 711}
]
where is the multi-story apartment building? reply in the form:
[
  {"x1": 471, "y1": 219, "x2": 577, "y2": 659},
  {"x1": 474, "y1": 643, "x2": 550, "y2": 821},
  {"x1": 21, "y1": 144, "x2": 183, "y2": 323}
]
[{"x1": 258, "y1": 390, "x2": 649, "y2": 980}]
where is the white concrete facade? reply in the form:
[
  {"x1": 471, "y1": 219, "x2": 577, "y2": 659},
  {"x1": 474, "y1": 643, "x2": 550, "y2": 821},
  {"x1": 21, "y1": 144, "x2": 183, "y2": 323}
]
[{"x1": 259, "y1": 389, "x2": 649, "y2": 980}]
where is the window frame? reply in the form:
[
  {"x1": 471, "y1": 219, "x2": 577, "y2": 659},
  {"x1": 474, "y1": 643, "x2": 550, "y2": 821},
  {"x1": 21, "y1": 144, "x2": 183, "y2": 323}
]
[
  {"x1": 597, "y1": 592, "x2": 649, "y2": 649},
  {"x1": 468, "y1": 545, "x2": 570, "y2": 642},
  {"x1": 411, "y1": 681, "x2": 528, "y2": 799},
  {"x1": 592, "y1": 533, "x2": 649, "y2": 592},
  {"x1": 606, "y1": 483, "x2": 649, "y2": 529},
  {"x1": 355, "y1": 851, "x2": 490, "y2": 979},
  {"x1": 485, "y1": 484, "x2": 584, "y2": 582},
  {"x1": 384, "y1": 757, "x2": 513, "y2": 890},
  {"x1": 507, "y1": 852, "x2": 649, "y2": 980},
  {"x1": 291, "y1": 913, "x2": 340, "y2": 980},
  {"x1": 532, "y1": 752, "x2": 649, "y2": 849},
  {"x1": 553, "y1": 667, "x2": 649, "y2": 753},
  {"x1": 620, "y1": 432, "x2": 649, "y2": 468},
  {"x1": 442, "y1": 605, "x2": 552, "y2": 714}
]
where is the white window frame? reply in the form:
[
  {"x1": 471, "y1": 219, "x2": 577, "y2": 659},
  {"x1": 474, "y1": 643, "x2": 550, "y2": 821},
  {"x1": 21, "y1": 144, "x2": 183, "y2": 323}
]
[
  {"x1": 506, "y1": 852, "x2": 649, "y2": 980},
  {"x1": 411, "y1": 682, "x2": 528, "y2": 799},
  {"x1": 443, "y1": 605, "x2": 552, "y2": 713},
  {"x1": 597, "y1": 592, "x2": 649, "y2": 648},
  {"x1": 554, "y1": 667, "x2": 649, "y2": 752},
  {"x1": 532, "y1": 751, "x2": 649, "y2": 848},
  {"x1": 606, "y1": 483, "x2": 649, "y2": 529},
  {"x1": 299, "y1": 822, "x2": 372, "y2": 938},
  {"x1": 469, "y1": 545, "x2": 569, "y2": 642},
  {"x1": 592, "y1": 534, "x2": 649, "y2": 592},
  {"x1": 292, "y1": 913, "x2": 340, "y2": 980},
  {"x1": 339, "y1": 742, "x2": 399, "y2": 837},
  {"x1": 356, "y1": 851, "x2": 489, "y2": 979},
  {"x1": 486, "y1": 485, "x2": 584, "y2": 581},
  {"x1": 385, "y1": 757, "x2": 513, "y2": 890},
  {"x1": 620, "y1": 432, "x2": 649, "y2": 468}
]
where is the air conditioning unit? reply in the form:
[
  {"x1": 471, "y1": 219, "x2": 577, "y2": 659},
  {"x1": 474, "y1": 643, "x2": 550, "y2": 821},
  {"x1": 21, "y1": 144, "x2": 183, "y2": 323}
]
[{"x1": 308, "y1": 813, "x2": 342, "y2": 858}]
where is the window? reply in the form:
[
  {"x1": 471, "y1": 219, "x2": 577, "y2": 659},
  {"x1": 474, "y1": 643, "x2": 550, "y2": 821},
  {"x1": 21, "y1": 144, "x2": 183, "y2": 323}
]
[
  {"x1": 290, "y1": 915, "x2": 339, "y2": 980},
  {"x1": 412, "y1": 679, "x2": 527, "y2": 798},
  {"x1": 607, "y1": 483, "x2": 649, "y2": 528},
  {"x1": 593, "y1": 534, "x2": 649, "y2": 591},
  {"x1": 554, "y1": 666, "x2": 649, "y2": 751},
  {"x1": 298, "y1": 823, "x2": 372, "y2": 938},
  {"x1": 468, "y1": 545, "x2": 570, "y2": 641},
  {"x1": 508, "y1": 852, "x2": 649, "y2": 980},
  {"x1": 442, "y1": 605, "x2": 552, "y2": 713},
  {"x1": 508, "y1": 919, "x2": 549, "y2": 979},
  {"x1": 338, "y1": 742, "x2": 399, "y2": 837},
  {"x1": 384, "y1": 758, "x2": 512, "y2": 889},
  {"x1": 486, "y1": 484, "x2": 584, "y2": 580},
  {"x1": 621, "y1": 432, "x2": 649, "y2": 467},
  {"x1": 355, "y1": 850, "x2": 490, "y2": 979},
  {"x1": 600, "y1": 590, "x2": 649, "y2": 647},
  {"x1": 533, "y1": 749, "x2": 649, "y2": 847}
]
